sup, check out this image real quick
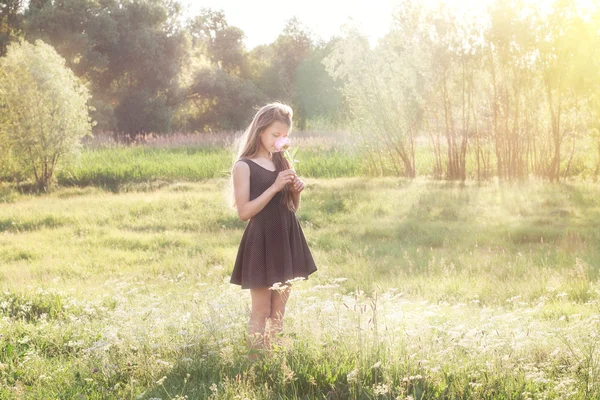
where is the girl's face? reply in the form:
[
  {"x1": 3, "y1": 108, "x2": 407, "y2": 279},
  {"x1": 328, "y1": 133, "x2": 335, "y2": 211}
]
[{"x1": 259, "y1": 120, "x2": 290, "y2": 155}]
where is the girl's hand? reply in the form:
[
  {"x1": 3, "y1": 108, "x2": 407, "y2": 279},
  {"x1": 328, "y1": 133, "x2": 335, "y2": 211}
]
[
  {"x1": 291, "y1": 176, "x2": 305, "y2": 193},
  {"x1": 272, "y1": 169, "x2": 296, "y2": 192}
]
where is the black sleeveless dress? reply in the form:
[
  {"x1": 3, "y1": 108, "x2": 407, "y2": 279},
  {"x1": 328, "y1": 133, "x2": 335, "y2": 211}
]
[{"x1": 230, "y1": 158, "x2": 318, "y2": 289}]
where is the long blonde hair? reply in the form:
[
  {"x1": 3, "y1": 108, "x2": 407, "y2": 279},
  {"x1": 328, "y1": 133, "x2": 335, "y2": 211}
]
[{"x1": 232, "y1": 102, "x2": 295, "y2": 211}]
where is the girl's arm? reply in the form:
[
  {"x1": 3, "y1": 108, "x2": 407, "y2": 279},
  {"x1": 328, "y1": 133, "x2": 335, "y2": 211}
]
[
  {"x1": 291, "y1": 191, "x2": 300, "y2": 211},
  {"x1": 291, "y1": 176, "x2": 305, "y2": 212},
  {"x1": 233, "y1": 161, "x2": 295, "y2": 221}
]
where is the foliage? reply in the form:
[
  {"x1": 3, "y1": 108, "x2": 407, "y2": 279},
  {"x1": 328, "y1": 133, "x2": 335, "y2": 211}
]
[
  {"x1": 0, "y1": 0, "x2": 24, "y2": 56},
  {"x1": 326, "y1": 0, "x2": 600, "y2": 182},
  {"x1": 0, "y1": 39, "x2": 92, "y2": 191},
  {"x1": 23, "y1": 0, "x2": 188, "y2": 134}
]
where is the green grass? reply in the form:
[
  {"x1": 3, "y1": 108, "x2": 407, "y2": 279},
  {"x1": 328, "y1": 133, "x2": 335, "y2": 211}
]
[
  {"x1": 56, "y1": 147, "x2": 233, "y2": 191},
  {"x1": 47, "y1": 134, "x2": 599, "y2": 195},
  {"x1": 1, "y1": 178, "x2": 600, "y2": 398},
  {"x1": 55, "y1": 146, "x2": 362, "y2": 192}
]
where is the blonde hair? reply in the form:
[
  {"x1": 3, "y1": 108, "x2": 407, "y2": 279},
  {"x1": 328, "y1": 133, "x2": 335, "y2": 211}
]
[{"x1": 231, "y1": 102, "x2": 295, "y2": 211}]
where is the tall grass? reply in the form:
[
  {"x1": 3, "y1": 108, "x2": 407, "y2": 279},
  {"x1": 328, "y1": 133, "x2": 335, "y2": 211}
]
[
  {"x1": 56, "y1": 132, "x2": 362, "y2": 191},
  {"x1": 49, "y1": 131, "x2": 600, "y2": 193},
  {"x1": 3, "y1": 130, "x2": 599, "y2": 195},
  {"x1": 57, "y1": 147, "x2": 233, "y2": 190},
  {"x1": 1, "y1": 178, "x2": 599, "y2": 398}
]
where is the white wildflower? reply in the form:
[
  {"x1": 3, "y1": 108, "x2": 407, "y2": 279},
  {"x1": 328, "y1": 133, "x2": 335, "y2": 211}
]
[
  {"x1": 286, "y1": 277, "x2": 306, "y2": 284},
  {"x1": 347, "y1": 369, "x2": 359, "y2": 384},
  {"x1": 156, "y1": 376, "x2": 167, "y2": 385},
  {"x1": 374, "y1": 383, "x2": 390, "y2": 395}
]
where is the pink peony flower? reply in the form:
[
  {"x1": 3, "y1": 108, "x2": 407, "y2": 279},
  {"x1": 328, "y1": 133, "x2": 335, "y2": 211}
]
[
  {"x1": 274, "y1": 136, "x2": 298, "y2": 170},
  {"x1": 274, "y1": 137, "x2": 290, "y2": 152}
]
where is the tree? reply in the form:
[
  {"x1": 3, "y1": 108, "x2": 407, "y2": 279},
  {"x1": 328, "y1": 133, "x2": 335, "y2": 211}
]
[
  {"x1": 177, "y1": 8, "x2": 265, "y2": 131},
  {"x1": 0, "y1": 0, "x2": 24, "y2": 56},
  {"x1": 186, "y1": 67, "x2": 265, "y2": 131},
  {"x1": 188, "y1": 8, "x2": 249, "y2": 77},
  {"x1": 251, "y1": 17, "x2": 314, "y2": 129},
  {"x1": 0, "y1": 40, "x2": 93, "y2": 191},
  {"x1": 23, "y1": 0, "x2": 188, "y2": 135},
  {"x1": 324, "y1": 25, "x2": 422, "y2": 177},
  {"x1": 294, "y1": 38, "x2": 345, "y2": 130}
]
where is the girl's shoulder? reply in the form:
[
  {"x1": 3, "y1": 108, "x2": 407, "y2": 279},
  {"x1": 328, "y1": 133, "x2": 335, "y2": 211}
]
[
  {"x1": 237, "y1": 157, "x2": 261, "y2": 165},
  {"x1": 242, "y1": 157, "x2": 277, "y2": 172},
  {"x1": 234, "y1": 158, "x2": 251, "y2": 171}
]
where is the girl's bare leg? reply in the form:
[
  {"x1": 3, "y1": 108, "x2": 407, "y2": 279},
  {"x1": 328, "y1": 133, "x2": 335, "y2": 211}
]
[
  {"x1": 248, "y1": 288, "x2": 271, "y2": 359},
  {"x1": 266, "y1": 284, "x2": 291, "y2": 347}
]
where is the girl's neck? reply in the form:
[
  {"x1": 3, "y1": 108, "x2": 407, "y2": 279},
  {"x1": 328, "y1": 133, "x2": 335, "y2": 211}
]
[{"x1": 254, "y1": 148, "x2": 271, "y2": 160}]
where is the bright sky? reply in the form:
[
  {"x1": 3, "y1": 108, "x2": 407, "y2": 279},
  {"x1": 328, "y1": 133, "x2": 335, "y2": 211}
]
[
  {"x1": 179, "y1": 0, "x2": 598, "y2": 50},
  {"x1": 180, "y1": 0, "x2": 396, "y2": 50}
]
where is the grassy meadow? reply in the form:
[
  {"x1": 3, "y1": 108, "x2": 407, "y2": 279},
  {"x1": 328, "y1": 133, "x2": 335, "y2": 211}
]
[
  {"x1": 1, "y1": 134, "x2": 600, "y2": 399},
  {"x1": 45, "y1": 131, "x2": 599, "y2": 192},
  {"x1": 52, "y1": 133, "x2": 362, "y2": 192}
]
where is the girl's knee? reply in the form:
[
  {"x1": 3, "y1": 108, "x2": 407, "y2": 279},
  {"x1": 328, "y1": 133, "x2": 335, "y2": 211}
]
[{"x1": 252, "y1": 304, "x2": 271, "y2": 320}]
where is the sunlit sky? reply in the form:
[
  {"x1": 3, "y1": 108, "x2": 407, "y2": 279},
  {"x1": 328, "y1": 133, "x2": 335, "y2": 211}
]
[
  {"x1": 180, "y1": 0, "x2": 598, "y2": 50},
  {"x1": 180, "y1": 0, "x2": 397, "y2": 49}
]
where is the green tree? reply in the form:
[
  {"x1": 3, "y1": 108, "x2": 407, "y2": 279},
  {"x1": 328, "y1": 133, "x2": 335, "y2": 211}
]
[
  {"x1": 534, "y1": 0, "x2": 598, "y2": 181},
  {"x1": 294, "y1": 38, "x2": 345, "y2": 130},
  {"x1": 0, "y1": 0, "x2": 24, "y2": 56},
  {"x1": 181, "y1": 9, "x2": 264, "y2": 131},
  {"x1": 23, "y1": 0, "x2": 187, "y2": 134},
  {"x1": 0, "y1": 40, "x2": 93, "y2": 191},
  {"x1": 325, "y1": 25, "x2": 423, "y2": 177},
  {"x1": 186, "y1": 67, "x2": 265, "y2": 131},
  {"x1": 188, "y1": 8, "x2": 249, "y2": 77},
  {"x1": 251, "y1": 17, "x2": 313, "y2": 129}
]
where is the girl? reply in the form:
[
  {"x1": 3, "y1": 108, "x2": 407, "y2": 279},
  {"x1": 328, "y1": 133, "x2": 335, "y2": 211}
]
[{"x1": 230, "y1": 102, "x2": 317, "y2": 355}]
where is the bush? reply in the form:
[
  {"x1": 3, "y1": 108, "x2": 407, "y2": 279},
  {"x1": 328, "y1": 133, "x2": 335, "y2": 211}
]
[{"x1": 0, "y1": 39, "x2": 93, "y2": 191}]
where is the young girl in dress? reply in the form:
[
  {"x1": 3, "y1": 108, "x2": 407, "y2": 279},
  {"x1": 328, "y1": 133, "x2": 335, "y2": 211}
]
[{"x1": 230, "y1": 102, "x2": 317, "y2": 355}]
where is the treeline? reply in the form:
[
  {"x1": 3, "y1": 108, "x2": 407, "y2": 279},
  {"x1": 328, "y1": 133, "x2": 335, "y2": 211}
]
[
  {"x1": 324, "y1": 0, "x2": 600, "y2": 181},
  {"x1": 2, "y1": 0, "x2": 600, "y2": 183},
  {"x1": 0, "y1": 0, "x2": 344, "y2": 134}
]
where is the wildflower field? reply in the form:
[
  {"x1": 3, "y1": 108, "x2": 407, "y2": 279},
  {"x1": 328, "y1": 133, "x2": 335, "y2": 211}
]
[{"x1": 1, "y1": 134, "x2": 600, "y2": 399}]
